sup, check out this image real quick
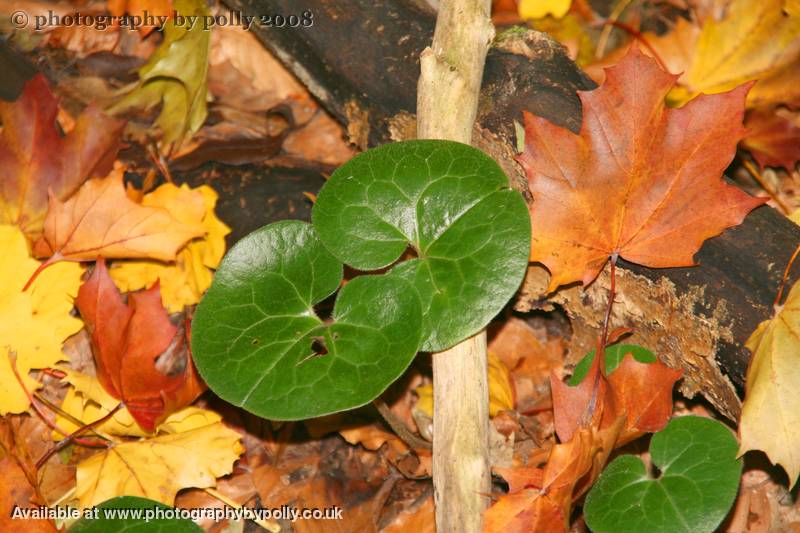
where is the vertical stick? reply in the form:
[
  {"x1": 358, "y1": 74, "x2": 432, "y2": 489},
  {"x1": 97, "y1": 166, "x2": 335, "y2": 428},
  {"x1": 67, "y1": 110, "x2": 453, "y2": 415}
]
[{"x1": 416, "y1": 1, "x2": 494, "y2": 531}]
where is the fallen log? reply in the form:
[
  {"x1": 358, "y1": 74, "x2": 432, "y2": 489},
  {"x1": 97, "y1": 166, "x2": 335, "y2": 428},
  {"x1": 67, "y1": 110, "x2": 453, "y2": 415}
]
[{"x1": 227, "y1": 0, "x2": 800, "y2": 420}]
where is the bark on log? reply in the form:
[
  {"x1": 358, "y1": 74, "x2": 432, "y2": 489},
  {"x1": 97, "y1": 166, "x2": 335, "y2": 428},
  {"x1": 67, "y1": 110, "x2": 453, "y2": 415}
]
[{"x1": 226, "y1": 0, "x2": 800, "y2": 420}]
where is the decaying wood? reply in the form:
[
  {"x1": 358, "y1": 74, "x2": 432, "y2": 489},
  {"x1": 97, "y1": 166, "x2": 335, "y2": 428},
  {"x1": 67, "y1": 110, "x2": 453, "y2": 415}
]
[
  {"x1": 228, "y1": 0, "x2": 800, "y2": 419},
  {"x1": 415, "y1": 0, "x2": 494, "y2": 529}
]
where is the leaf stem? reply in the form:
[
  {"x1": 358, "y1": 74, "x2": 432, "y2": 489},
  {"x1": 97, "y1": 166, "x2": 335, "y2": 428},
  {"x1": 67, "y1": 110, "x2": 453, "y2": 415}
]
[
  {"x1": 600, "y1": 253, "x2": 619, "y2": 358},
  {"x1": 36, "y1": 403, "x2": 120, "y2": 469},
  {"x1": 21, "y1": 255, "x2": 58, "y2": 292},
  {"x1": 373, "y1": 398, "x2": 432, "y2": 451},
  {"x1": 774, "y1": 242, "x2": 800, "y2": 309}
]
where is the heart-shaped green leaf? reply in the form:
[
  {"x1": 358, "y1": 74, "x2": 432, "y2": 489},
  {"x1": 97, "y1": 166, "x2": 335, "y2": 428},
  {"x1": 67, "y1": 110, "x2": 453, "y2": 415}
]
[
  {"x1": 191, "y1": 220, "x2": 422, "y2": 420},
  {"x1": 312, "y1": 140, "x2": 531, "y2": 351},
  {"x1": 569, "y1": 344, "x2": 656, "y2": 385},
  {"x1": 584, "y1": 416, "x2": 742, "y2": 533},
  {"x1": 69, "y1": 496, "x2": 202, "y2": 532}
]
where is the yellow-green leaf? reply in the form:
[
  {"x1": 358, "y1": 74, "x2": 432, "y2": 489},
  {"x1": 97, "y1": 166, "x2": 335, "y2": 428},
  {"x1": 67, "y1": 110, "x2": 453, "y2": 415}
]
[
  {"x1": 109, "y1": 0, "x2": 210, "y2": 153},
  {"x1": 739, "y1": 279, "x2": 800, "y2": 486}
]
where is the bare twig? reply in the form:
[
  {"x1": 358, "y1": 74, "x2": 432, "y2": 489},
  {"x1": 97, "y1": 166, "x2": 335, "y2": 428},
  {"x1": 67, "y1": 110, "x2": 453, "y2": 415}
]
[{"x1": 373, "y1": 399, "x2": 431, "y2": 451}]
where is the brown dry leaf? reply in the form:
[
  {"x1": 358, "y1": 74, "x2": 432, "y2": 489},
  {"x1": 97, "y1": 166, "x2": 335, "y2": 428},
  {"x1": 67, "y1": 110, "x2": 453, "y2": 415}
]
[
  {"x1": 339, "y1": 422, "x2": 432, "y2": 478},
  {"x1": 485, "y1": 419, "x2": 624, "y2": 533},
  {"x1": 34, "y1": 166, "x2": 205, "y2": 265},
  {"x1": 380, "y1": 493, "x2": 435, "y2": 533},
  {"x1": 283, "y1": 111, "x2": 357, "y2": 167},
  {"x1": 0, "y1": 454, "x2": 56, "y2": 532},
  {"x1": 489, "y1": 318, "x2": 564, "y2": 411},
  {"x1": 208, "y1": 26, "x2": 316, "y2": 120},
  {"x1": 0, "y1": 74, "x2": 124, "y2": 236},
  {"x1": 519, "y1": 46, "x2": 764, "y2": 291}
]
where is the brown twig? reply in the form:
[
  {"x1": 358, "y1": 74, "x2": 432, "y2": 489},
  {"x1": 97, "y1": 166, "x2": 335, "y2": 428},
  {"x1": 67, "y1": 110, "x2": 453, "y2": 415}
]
[
  {"x1": 373, "y1": 399, "x2": 432, "y2": 451},
  {"x1": 774, "y1": 242, "x2": 800, "y2": 309},
  {"x1": 742, "y1": 157, "x2": 791, "y2": 216},
  {"x1": 595, "y1": 0, "x2": 635, "y2": 59}
]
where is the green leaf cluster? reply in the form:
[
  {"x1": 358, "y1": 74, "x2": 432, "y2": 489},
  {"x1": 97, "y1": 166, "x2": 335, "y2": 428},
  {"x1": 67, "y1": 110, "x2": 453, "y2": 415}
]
[
  {"x1": 192, "y1": 140, "x2": 530, "y2": 420},
  {"x1": 584, "y1": 416, "x2": 742, "y2": 533}
]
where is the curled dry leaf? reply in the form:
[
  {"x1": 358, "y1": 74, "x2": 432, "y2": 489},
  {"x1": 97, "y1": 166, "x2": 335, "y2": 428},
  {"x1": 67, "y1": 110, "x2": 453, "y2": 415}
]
[
  {"x1": 485, "y1": 418, "x2": 624, "y2": 533},
  {"x1": 0, "y1": 74, "x2": 124, "y2": 235},
  {"x1": 34, "y1": 167, "x2": 204, "y2": 266},
  {"x1": 519, "y1": 46, "x2": 764, "y2": 292},
  {"x1": 108, "y1": 0, "x2": 210, "y2": 153},
  {"x1": 75, "y1": 258, "x2": 205, "y2": 431},
  {"x1": 0, "y1": 225, "x2": 82, "y2": 415}
]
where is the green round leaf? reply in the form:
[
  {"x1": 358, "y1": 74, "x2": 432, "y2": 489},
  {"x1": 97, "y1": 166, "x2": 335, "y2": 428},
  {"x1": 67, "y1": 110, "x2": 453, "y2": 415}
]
[
  {"x1": 69, "y1": 496, "x2": 201, "y2": 532},
  {"x1": 568, "y1": 344, "x2": 656, "y2": 385},
  {"x1": 584, "y1": 416, "x2": 742, "y2": 533},
  {"x1": 191, "y1": 220, "x2": 423, "y2": 420},
  {"x1": 312, "y1": 140, "x2": 531, "y2": 351}
]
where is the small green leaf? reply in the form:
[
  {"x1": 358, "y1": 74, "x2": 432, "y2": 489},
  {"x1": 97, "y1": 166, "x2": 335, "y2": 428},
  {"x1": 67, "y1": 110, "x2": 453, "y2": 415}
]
[
  {"x1": 584, "y1": 416, "x2": 742, "y2": 533},
  {"x1": 191, "y1": 220, "x2": 422, "y2": 420},
  {"x1": 69, "y1": 496, "x2": 201, "y2": 532},
  {"x1": 312, "y1": 140, "x2": 530, "y2": 351},
  {"x1": 568, "y1": 344, "x2": 656, "y2": 385}
]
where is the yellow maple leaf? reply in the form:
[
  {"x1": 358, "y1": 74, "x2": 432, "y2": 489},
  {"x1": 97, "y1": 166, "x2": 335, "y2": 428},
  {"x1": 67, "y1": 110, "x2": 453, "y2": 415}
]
[
  {"x1": 518, "y1": 0, "x2": 571, "y2": 19},
  {"x1": 76, "y1": 415, "x2": 243, "y2": 508},
  {"x1": 54, "y1": 368, "x2": 148, "y2": 438},
  {"x1": 0, "y1": 225, "x2": 82, "y2": 415},
  {"x1": 416, "y1": 352, "x2": 514, "y2": 417},
  {"x1": 647, "y1": 0, "x2": 800, "y2": 107},
  {"x1": 110, "y1": 183, "x2": 230, "y2": 312},
  {"x1": 739, "y1": 279, "x2": 800, "y2": 486}
]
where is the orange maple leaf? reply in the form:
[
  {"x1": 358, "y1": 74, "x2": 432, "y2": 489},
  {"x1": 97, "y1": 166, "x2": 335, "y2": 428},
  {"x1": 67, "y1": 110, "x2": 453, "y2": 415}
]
[
  {"x1": 518, "y1": 46, "x2": 765, "y2": 292},
  {"x1": 0, "y1": 74, "x2": 124, "y2": 235},
  {"x1": 33, "y1": 167, "x2": 204, "y2": 266}
]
